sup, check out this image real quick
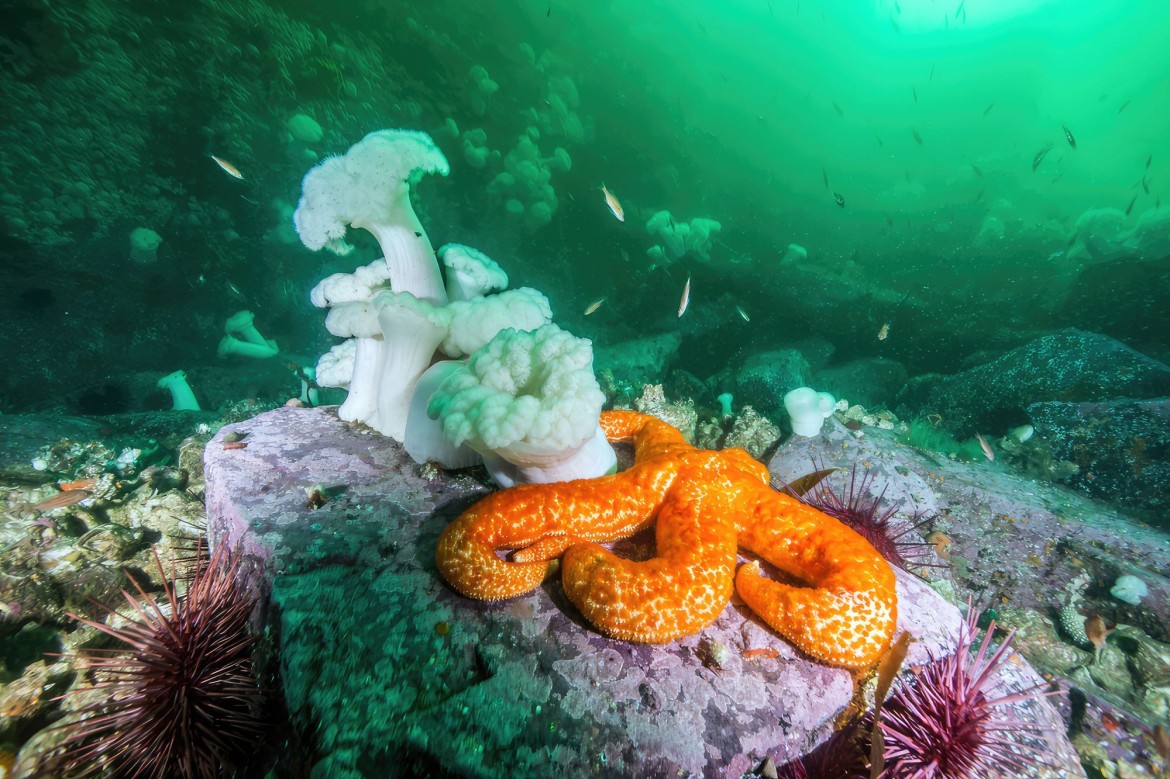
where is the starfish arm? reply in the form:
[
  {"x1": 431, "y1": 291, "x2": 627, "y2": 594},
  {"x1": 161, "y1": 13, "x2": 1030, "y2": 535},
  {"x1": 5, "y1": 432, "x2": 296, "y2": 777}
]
[
  {"x1": 600, "y1": 409, "x2": 693, "y2": 460},
  {"x1": 436, "y1": 515, "x2": 556, "y2": 601},
  {"x1": 561, "y1": 462, "x2": 740, "y2": 643},
  {"x1": 735, "y1": 490, "x2": 897, "y2": 669},
  {"x1": 436, "y1": 462, "x2": 680, "y2": 601}
]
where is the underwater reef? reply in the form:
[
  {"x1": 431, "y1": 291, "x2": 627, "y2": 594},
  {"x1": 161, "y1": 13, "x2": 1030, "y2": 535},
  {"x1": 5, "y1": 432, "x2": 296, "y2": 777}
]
[{"x1": 2, "y1": 0, "x2": 1170, "y2": 776}]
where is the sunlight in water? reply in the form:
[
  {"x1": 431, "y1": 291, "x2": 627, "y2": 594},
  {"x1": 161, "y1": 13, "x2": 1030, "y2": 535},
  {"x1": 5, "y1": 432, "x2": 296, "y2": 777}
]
[{"x1": 877, "y1": 0, "x2": 1054, "y2": 34}]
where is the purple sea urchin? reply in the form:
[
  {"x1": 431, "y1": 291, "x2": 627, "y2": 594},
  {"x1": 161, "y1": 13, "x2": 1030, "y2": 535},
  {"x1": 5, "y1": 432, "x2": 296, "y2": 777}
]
[
  {"x1": 877, "y1": 609, "x2": 1056, "y2": 778},
  {"x1": 799, "y1": 465, "x2": 938, "y2": 573},
  {"x1": 776, "y1": 608, "x2": 1057, "y2": 779},
  {"x1": 42, "y1": 540, "x2": 266, "y2": 779}
]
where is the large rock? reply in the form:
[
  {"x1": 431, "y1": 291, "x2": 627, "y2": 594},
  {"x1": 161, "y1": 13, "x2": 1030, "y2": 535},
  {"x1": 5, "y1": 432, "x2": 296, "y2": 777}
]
[
  {"x1": 734, "y1": 349, "x2": 812, "y2": 417},
  {"x1": 593, "y1": 332, "x2": 682, "y2": 388},
  {"x1": 770, "y1": 417, "x2": 1169, "y2": 635},
  {"x1": 1028, "y1": 397, "x2": 1170, "y2": 517},
  {"x1": 203, "y1": 407, "x2": 1082, "y2": 778},
  {"x1": 815, "y1": 357, "x2": 907, "y2": 408},
  {"x1": 1059, "y1": 252, "x2": 1170, "y2": 345},
  {"x1": 921, "y1": 328, "x2": 1170, "y2": 436}
]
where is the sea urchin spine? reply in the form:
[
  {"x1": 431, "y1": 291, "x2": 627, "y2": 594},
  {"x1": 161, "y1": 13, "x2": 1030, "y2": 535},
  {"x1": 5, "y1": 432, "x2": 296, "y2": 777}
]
[
  {"x1": 877, "y1": 609, "x2": 1057, "y2": 778},
  {"x1": 799, "y1": 464, "x2": 939, "y2": 574},
  {"x1": 42, "y1": 539, "x2": 266, "y2": 779}
]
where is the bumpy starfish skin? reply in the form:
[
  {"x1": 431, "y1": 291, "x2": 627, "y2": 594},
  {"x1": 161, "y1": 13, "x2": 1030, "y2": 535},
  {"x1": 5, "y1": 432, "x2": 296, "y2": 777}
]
[
  {"x1": 735, "y1": 490, "x2": 898, "y2": 668},
  {"x1": 434, "y1": 411, "x2": 688, "y2": 601},
  {"x1": 561, "y1": 467, "x2": 741, "y2": 642},
  {"x1": 435, "y1": 410, "x2": 897, "y2": 668},
  {"x1": 559, "y1": 411, "x2": 771, "y2": 643}
]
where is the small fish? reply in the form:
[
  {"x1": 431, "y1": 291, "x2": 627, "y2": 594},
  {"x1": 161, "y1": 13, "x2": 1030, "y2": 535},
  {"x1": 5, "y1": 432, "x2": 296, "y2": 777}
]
[
  {"x1": 911, "y1": 128, "x2": 923, "y2": 145},
  {"x1": 1051, "y1": 172, "x2": 1064, "y2": 184},
  {"x1": 223, "y1": 441, "x2": 249, "y2": 451},
  {"x1": 678, "y1": 275, "x2": 691, "y2": 318},
  {"x1": 982, "y1": 101, "x2": 996, "y2": 117},
  {"x1": 58, "y1": 478, "x2": 96, "y2": 492},
  {"x1": 1125, "y1": 194, "x2": 1138, "y2": 216},
  {"x1": 973, "y1": 188, "x2": 985, "y2": 203},
  {"x1": 601, "y1": 184, "x2": 624, "y2": 222},
  {"x1": 583, "y1": 297, "x2": 605, "y2": 316},
  {"x1": 1061, "y1": 124, "x2": 1077, "y2": 150},
  {"x1": 929, "y1": 63, "x2": 935, "y2": 81},
  {"x1": 32, "y1": 490, "x2": 90, "y2": 512},
  {"x1": 1117, "y1": 99, "x2": 1131, "y2": 114},
  {"x1": 974, "y1": 432, "x2": 994, "y2": 461},
  {"x1": 210, "y1": 154, "x2": 244, "y2": 180},
  {"x1": 955, "y1": 0, "x2": 965, "y2": 17},
  {"x1": 890, "y1": 17, "x2": 901, "y2": 34},
  {"x1": 226, "y1": 279, "x2": 247, "y2": 302},
  {"x1": 546, "y1": 5, "x2": 550, "y2": 16},
  {"x1": 912, "y1": 86, "x2": 917, "y2": 103},
  {"x1": 877, "y1": 322, "x2": 890, "y2": 341},
  {"x1": 1146, "y1": 154, "x2": 1152, "y2": 170},
  {"x1": 832, "y1": 100, "x2": 845, "y2": 117},
  {"x1": 735, "y1": 305, "x2": 750, "y2": 322},
  {"x1": 822, "y1": 167, "x2": 829, "y2": 189},
  {"x1": 970, "y1": 163, "x2": 983, "y2": 177},
  {"x1": 1142, "y1": 176, "x2": 1150, "y2": 194},
  {"x1": 414, "y1": 231, "x2": 422, "y2": 238},
  {"x1": 833, "y1": 191, "x2": 845, "y2": 208},
  {"x1": 1032, "y1": 145, "x2": 1052, "y2": 172}
]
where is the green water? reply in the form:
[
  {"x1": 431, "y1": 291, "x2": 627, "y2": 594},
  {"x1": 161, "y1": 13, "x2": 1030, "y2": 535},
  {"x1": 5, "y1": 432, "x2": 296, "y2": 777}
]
[
  {"x1": 0, "y1": 0, "x2": 1167, "y2": 407},
  {"x1": 4, "y1": 3, "x2": 1170, "y2": 775}
]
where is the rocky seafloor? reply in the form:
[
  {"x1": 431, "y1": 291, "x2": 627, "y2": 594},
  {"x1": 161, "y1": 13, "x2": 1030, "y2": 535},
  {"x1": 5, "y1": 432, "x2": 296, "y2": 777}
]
[{"x1": 1, "y1": 389, "x2": 1168, "y2": 777}]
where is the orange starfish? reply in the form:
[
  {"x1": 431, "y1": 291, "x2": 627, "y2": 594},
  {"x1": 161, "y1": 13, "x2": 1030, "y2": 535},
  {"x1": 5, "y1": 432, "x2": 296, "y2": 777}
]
[{"x1": 435, "y1": 410, "x2": 897, "y2": 669}]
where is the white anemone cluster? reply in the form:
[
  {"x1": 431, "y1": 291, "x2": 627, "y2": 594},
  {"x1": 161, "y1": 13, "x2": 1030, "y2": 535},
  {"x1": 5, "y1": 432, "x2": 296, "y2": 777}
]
[{"x1": 296, "y1": 130, "x2": 614, "y2": 486}]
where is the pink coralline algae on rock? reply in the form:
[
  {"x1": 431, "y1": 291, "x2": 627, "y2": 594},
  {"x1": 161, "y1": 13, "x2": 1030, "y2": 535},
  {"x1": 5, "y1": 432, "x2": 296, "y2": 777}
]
[{"x1": 204, "y1": 406, "x2": 1084, "y2": 778}]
